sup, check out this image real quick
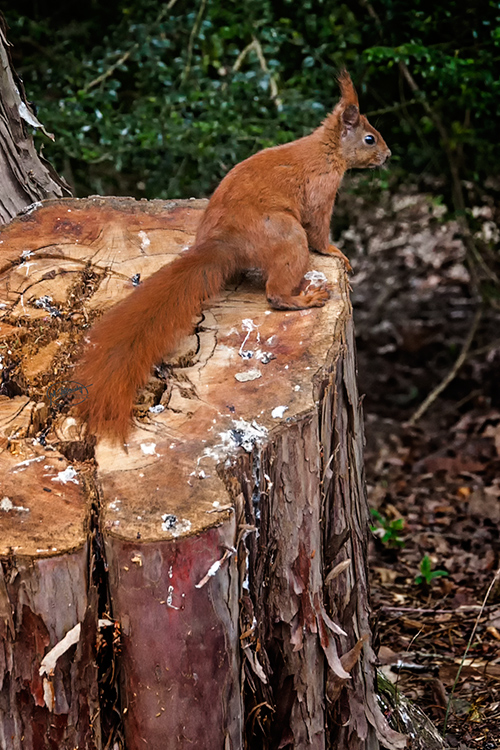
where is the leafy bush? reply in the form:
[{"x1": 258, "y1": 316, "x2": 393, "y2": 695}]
[{"x1": 3, "y1": 0, "x2": 499, "y2": 199}]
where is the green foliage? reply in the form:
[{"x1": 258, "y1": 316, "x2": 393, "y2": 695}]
[
  {"x1": 414, "y1": 554, "x2": 449, "y2": 586},
  {"x1": 370, "y1": 509, "x2": 405, "y2": 548},
  {"x1": 3, "y1": 0, "x2": 500, "y2": 198}
]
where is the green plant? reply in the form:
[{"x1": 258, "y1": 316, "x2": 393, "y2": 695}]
[
  {"x1": 414, "y1": 554, "x2": 448, "y2": 586},
  {"x1": 370, "y1": 509, "x2": 405, "y2": 548}
]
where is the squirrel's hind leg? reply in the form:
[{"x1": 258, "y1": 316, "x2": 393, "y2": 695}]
[
  {"x1": 268, "y1": 286, "x2": 330, "y2": 310},
  {"x1": 264, "y1": 238, "x2": 330, "y2": 311}
]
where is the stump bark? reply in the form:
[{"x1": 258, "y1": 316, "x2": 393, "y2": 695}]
[{"x1": 0, "y1": 197, "x2": 405, "y2": 750}]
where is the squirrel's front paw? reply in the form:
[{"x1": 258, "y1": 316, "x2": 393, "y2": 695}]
[{"x1": 321, "y1": 245, "x2": 352, "y2": 272}]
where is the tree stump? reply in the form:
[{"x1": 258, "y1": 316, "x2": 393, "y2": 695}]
[{"x1": 0, "y1": 197, "x2": 405, "y2": 750}]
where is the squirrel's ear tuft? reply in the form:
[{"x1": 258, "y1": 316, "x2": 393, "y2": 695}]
[
  {"x1": 342, "y1": 104, "x2": 360, "y2": 130},
  {"x1": 337, "y1": 69, "x2": 359, "y2": 108}
]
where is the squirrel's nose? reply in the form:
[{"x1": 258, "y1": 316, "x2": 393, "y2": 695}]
[{"x1": 386, "y1": 148, "x2": 392, "y2": 159}]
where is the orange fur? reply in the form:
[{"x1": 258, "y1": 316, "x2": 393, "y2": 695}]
[{"x1": 75, "y1": 70, "x2": 390, "y2": 442}]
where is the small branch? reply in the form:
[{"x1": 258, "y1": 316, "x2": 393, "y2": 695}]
[
  {"x1": 232, "y1": 37, "x2": 280, "y2": 105},
  {"x1": 181, "y1": 0, "x2": 207, "y2": 84},
  {"x1": 83, "y1": 0, "x2": 179, "y2": 94},
  {"x1": 466, "y1": 337, "x2": 500, "y2": 359},
  {"x1": 366, "y1": 99, "x2": 419, "y2": 117},
  {"x1": 408, "y1": 305, "x2": 482, "y2": 426},
  {"x1": 358, "y1": 0, "x2": 384, "y2": 34},
  {"x1": 250, "y1": 36, "x2": 279, "y2": 102},
  {"x1": 233, "y1": 40, "x2": 257, "y2": 72},
  {"x1": 82, "y1": 45, "x2": 138, "y2": 94}
]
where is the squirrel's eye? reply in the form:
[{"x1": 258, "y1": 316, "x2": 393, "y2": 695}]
[{"x1": 364, "y1": 134, "x2": 376, "y2": 145}]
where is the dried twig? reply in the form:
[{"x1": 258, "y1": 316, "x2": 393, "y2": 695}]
[
  {"x1": 181, "y1": 0, "x2": 207, "y2": 84},
  {"x1": 381, "y1": 604, "x2": 496, "y2": 615},
  {"x1": 443, "y1": 567, "x2": 500, "y2": 735},
  {"x1": 408, "y1": 304, "x2": 482, "y2": 425}
]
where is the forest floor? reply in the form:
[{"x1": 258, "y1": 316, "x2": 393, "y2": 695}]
[{"x1": 335, "y1": 176, "x2": 500, "y2": 750}]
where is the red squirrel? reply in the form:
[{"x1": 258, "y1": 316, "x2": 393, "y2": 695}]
[{"x1": 75, "y1": 71, "x2": 390, "y2": 441}]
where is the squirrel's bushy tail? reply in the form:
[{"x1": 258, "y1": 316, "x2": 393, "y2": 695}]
[{"x1": 76, "y1": 243, "x2": 234, "y2": 441}]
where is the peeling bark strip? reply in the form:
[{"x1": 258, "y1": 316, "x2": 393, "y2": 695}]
[
  {"x1": 0, "y1": 547, "x2": 99, "y2": 749},
  {"x1": 0, "y1": 14, "x2": 71, "y2": 224},
  {"x1": 319, "y1": 316, "x2": 406, "y2": 750},
  {"x1": 250, "y1": 419, "x2": 331, "y2": 748},
  {"x1": 0, "y1": 197, "x2": 405, "y2": 749}
]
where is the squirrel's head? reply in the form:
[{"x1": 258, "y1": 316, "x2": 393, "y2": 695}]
[{"x1": 324, "y1": 70, "x2": 391, "y2": 170}]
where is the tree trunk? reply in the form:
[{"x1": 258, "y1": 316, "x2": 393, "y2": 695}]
[
  {"x1": 0, "y1": 197, "x2": 406, "y2": 749},
  {"x1": 0, "y1": 13, "x2": 71, "y2": 225}
]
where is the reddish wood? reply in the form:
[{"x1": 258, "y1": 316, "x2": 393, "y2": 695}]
[{"x1": 105, "y1": 524, "x2": 242, "y2": 749}]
